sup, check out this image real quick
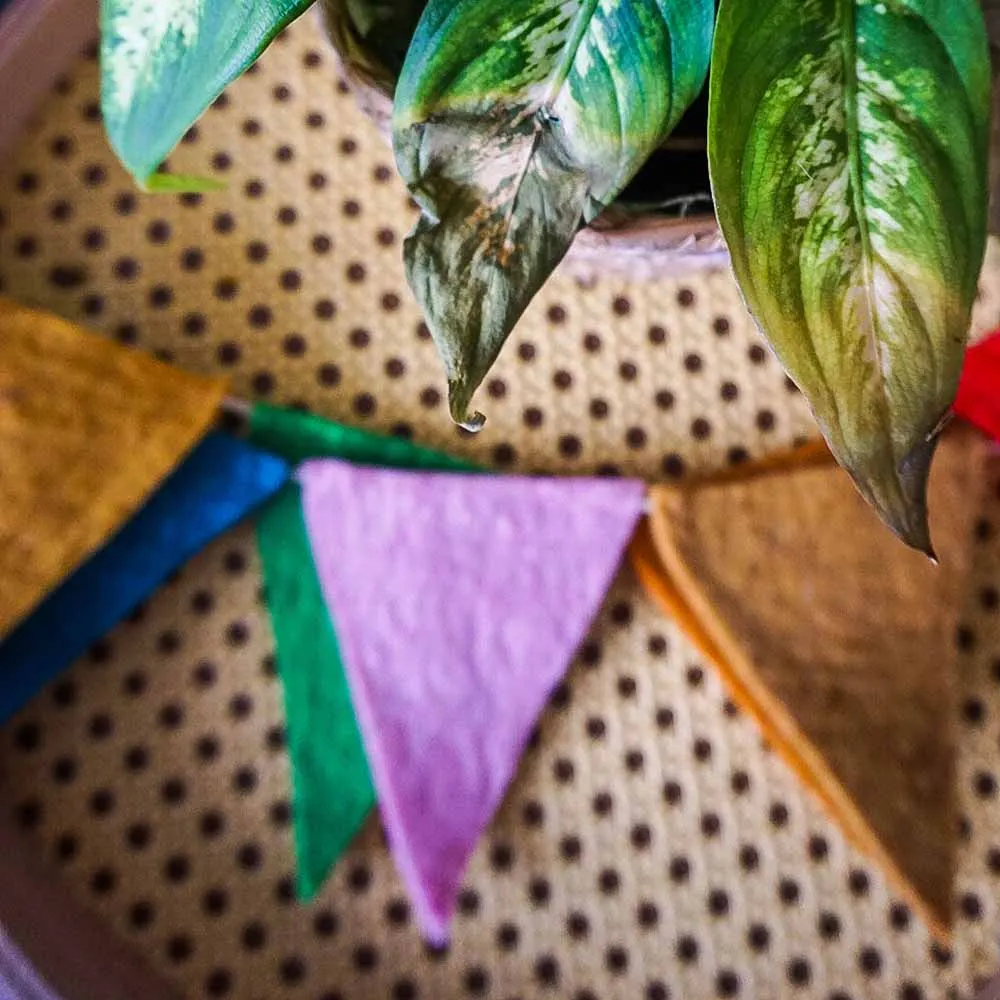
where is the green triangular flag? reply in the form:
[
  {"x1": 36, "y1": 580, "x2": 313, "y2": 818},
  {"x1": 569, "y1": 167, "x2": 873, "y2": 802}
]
[{"x1": 250, "y1": 404, "x2": 477, "y2": 899}]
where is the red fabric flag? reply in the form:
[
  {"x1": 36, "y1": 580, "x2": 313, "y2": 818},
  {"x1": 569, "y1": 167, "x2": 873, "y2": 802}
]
[{"x1": 956, "y1": 332, "x2": 1000, "y2": 442}]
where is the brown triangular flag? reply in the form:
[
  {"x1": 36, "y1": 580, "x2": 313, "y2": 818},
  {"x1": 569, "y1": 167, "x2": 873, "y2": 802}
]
[
  {"x1": 631, "y1": 427, "x2": 988, "y2": 943},
  {"x1": 0, "y1": 299, "x2": 226, "y2": 637}
]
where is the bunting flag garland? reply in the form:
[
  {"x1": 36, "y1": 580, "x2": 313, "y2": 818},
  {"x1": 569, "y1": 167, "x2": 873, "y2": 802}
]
[
  {"x1": 0, "y1": 433, "x2": 289, "y2": 724},
  {"x1": 298, "y1": 459, "x2": 646, "y2": 942},
  {"x1": 5, "y1": 298, "x2": 1000, "y2": 949},
  {"x1": 0, "y1": 297, "x2": 227, "y2": 636},
  {"x1": 249, "y1": 401, "x2": 478, "y2": 900},
  {"x1": 630, "y1": 426, "x2": 988, "y2": 943}
]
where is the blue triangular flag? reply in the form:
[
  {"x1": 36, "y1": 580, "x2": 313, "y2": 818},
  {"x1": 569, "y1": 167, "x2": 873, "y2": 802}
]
[{"x1": 0, "y1": 432, "x2": 288, "y2": 723}]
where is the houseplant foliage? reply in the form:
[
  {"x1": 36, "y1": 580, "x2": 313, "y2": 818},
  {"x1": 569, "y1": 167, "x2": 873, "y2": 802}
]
[
  {"x1": 709, "y1": 0, "x2": 990, "y2": 552},
  {"x1": 99, "y1": 0, "x2": 991, "y2": 548}
]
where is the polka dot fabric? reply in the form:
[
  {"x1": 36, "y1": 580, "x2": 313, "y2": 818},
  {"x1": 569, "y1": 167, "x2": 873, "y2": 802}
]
[{"x1": 4, "y1": 14, "x2": 1000, "y2": 1000}]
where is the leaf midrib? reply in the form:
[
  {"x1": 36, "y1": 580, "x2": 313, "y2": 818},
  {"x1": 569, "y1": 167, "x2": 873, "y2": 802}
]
[
  {"x1": 541, "y1": 0, "x2": 601, "y2": 110},
  {"x1": 500, "y1": 0, "x2": 603, "y2": 250},
  {"x1": 839, "y1": 0, "x2": 886, "y2": 410}
]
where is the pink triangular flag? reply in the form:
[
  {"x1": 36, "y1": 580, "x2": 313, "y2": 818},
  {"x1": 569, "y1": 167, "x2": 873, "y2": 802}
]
[{"x1": 298, "y1": 460, "x2": 646, "y2": 943}]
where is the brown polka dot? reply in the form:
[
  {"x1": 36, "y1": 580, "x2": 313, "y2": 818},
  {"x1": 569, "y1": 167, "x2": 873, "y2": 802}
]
[
  {"x1": 49, "y1": 264, "x2": 86, "y2": 287},
  {"x1": 889, "y1": 902, "x2": 912, "y2": 930},
  {"x1": 313, "y1": 908, "x2": 339, "y2": 937},
  {"x1": 353, "y1": 393, "x2": 376, "y2": 417},
  {"x1": 848, "y1": 868, "x2": 870, "y2": 895},
  {"x1": 166, "y1": 935, "x2": 193, "y2": 964},
  {"x1": 625, "y1": 427, "x2": 647, "y2": 450},
  {"x1": 523, "y1": 406, "x2": 544, "y2": 428},
  {"x1": 756, "y1": 409, "x2": 776, "y2": 432},
  {"x1": 558, "y1": 435, "x2": 582, "y2": 459},
  {"x1": 676, "y1": 935, "x2": 699, "y2": 963},
  {"x1": 786, "y1": 958, "x2": 811, "y2": 986},
  {"x1": 605, "y1": 945, "x2": 628, "y2": 974},
  {"x1": 522, "y1": 800, "x2": 544, "y2": 826},
  {"x1": 859, "y1": 947, "x2": 883, "y2": 976}
]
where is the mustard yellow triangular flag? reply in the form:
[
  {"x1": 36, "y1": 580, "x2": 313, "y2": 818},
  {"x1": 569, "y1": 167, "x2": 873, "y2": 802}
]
[
  {"x1": 0, "y1": 299, "x2": 226, "y2": 637},
  {"x1": 631, "y1": 427, "x2": 987, "y2": 944}
]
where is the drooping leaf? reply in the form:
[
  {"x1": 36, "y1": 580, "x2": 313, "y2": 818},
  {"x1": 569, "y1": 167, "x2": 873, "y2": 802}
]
[
  {"x1": 394, "y1": 0, "x2": 715, "y2": 428},
  {"x1": 101, "y1": 0, "x2": 316, "y2": 186},
  {"x1": 708, "y1": 0, "x2": 990, "y2": 551},
  {"x1": 320, "y1": 0, "x2": 427, "y2": 93}
]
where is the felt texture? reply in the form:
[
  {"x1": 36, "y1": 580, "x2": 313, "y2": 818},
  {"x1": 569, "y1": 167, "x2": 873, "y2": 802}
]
[
  {"x1": 0, "y1": 298, "x2": 226, "y2": 637},
  {"x1": 249, "y1": 404, "x2": 482, "y2": 901},
  {"x1": 0, "y1": 433, "x2": 288, "y2": 725},
  {"x1": 632, "y1": 428, "x2": 987, "y2": 943},
  {"x1": 256, "y1": 484, "x2": 375, "y2": 901},
  {"x1": 250, "y1": 404, "x2": 479, "y2": 900},
  {"x1": 0, "y1": 921, "x2": 63, "y2": 1000},
  {"x1": 298, "y1": 459, "x2": 646, "y2": 943},
  {"x1": 956, "y1": 330, "x2": 1000, "y2": 443},
  {"x1": 249, "y1": 401, "x2": 476, "y2": 471}
]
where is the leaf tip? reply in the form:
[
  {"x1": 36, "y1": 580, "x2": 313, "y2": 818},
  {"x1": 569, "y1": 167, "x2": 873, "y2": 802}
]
[
  {"x1": 845, "y1": 429, "x2": 940, "y2": 557},
  {"x1": 447, "y1": 378, "x2": 486, "y2": 433}
]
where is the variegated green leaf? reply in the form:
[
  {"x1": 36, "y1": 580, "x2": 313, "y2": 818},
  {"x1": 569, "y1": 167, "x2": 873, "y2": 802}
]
[
  {"x1": 709, "y1": 0, "x2": 990, "y2": 551},
  {"x1": 394, "y1": 0, "x2": 714, "y2": 428},
  {"x1": 101, "y1": 0, "x2": 315, "y2": 187}
]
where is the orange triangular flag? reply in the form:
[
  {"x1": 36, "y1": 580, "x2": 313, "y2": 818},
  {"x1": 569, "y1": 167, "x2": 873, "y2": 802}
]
[
  {"x1": 631, "y1": 428, "x2": 987, "y2": 943},
  {"x1": 0, "y1": 299, "x2": 226, "y2": 637}
]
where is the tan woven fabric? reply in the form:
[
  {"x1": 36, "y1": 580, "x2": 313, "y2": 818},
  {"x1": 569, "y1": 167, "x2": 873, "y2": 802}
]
[
  {"x1": 639, "y1": 428, "x2": 990, "y2": 945},
  {"x1": 2, "y1": 13, "x2": 1000, "y2": 1000}
]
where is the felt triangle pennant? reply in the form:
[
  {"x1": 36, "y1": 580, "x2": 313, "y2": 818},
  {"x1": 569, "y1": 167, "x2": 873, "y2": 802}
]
[
  {"x1": 955, "y1": 330, "x2": 1000, "y2": 442},
  {"x1": 257, "y1": 484, "x2": 376, "y2": 901},
  {"x1": 250, "y1": 403, "x2": 478, "y2": 900},
  {"x1": 0, "y1": 298, "x2": 226, "y2": 636},
  {"x1": 0, "y1": 920, "x2": 66, "y2": 1000},
  {"x1": 298, "y1": 461, "x2": 646, "y2": 942},
  {"x1": 631, "y1": 427, "x2": 988, "y2": 943},
  {"x1": 0, "y1": 433, "x2": 288, "y2": 724}
]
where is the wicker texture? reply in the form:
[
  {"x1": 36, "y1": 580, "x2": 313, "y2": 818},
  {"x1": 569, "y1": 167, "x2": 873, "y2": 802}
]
[{"x1": 1, "y1": 14, "x2": 1000, "y2": 1000}]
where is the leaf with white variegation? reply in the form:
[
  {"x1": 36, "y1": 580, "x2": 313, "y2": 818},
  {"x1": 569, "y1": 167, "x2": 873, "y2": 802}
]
[
  {"x1": 709, "y1": 0, "x2": 990, "y2": 551},
  {"x1": 101, "y1": 0, "x2": 315, "y2": 187},
  {"x1": 394, "y1": 0, "x2": 714, "y2": 428}
]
